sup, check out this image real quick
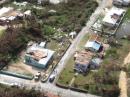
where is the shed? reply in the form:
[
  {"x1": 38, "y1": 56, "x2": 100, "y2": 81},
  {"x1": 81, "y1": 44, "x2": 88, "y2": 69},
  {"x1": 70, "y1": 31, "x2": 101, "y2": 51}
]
[{"x1": 85, "y1": 41, "x2": 101, "y2": 52}]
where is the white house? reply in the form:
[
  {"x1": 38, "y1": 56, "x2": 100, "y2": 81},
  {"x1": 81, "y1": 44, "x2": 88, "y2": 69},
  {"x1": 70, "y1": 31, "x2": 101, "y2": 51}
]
[
  {"x1": 113, "y1": 0, "x2": 130, "y2": 6},
  {"x1": 25, "y1": 43, "x2": 54, "y2": 69},
  {"x1": 102, "y1": 7, "x2": 126, "y2": 28}
]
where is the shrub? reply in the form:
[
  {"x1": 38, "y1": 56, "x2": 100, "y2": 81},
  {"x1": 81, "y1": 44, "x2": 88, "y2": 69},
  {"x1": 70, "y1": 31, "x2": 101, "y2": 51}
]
[{"x1": 105, "y1": 48, "x2": 119, "y2": 59}]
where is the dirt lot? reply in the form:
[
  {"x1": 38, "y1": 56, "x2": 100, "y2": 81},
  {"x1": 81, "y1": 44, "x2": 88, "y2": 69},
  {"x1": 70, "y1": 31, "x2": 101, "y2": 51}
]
[{"x1": 6, "y1": 61, "x2": 40, "y2": 75}]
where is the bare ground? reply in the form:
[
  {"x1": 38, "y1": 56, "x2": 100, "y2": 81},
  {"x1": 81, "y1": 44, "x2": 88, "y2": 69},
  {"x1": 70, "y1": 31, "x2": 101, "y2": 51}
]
[
  {"x1": 119, "y1": 52, "x2": 130, "y2": 97},
  {"x1": 7, "y1": 61, "x2": 41, "y2": 75}
]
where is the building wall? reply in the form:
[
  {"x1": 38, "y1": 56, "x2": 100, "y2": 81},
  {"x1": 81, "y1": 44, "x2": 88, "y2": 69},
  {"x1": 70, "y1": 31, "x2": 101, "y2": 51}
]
[
  {"x1": 25, "y1": 55, "x2": 54, "y2": 69},
  {"x1": 25, "y1": 55, "x2": 46, "y2": 69},
  {"x1": 103, "y1": 21, "x2": 115, "y2": 28},
  {"x1": 74, "y1": 63, "x2": 89, "y2": 73}
]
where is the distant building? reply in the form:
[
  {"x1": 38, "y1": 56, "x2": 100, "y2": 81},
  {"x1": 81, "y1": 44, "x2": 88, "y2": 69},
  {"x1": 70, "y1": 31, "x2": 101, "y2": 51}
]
[
  {"x1": 102, "y1": 7, "x2": 126, "y2": 28},
  {"x1": 24, "y1": 43, "x2": 54, "y2": 69},
  {"x1": 113, "y1": 0, "x2": 130, "y2": 6},
  {"x1": 0, "y1": 7, "x2": 32, "y2": 26},
  {"x1": 74, "y1": 51, "x2": 93, "y2": 73}
]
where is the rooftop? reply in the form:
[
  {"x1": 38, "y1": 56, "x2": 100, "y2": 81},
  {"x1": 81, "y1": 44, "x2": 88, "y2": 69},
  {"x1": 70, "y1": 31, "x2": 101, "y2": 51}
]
[
  {"x1": 26, "y1": 43, "x2": 54, "y2": 66},
  {"x1": 85, "y1": 41, "x2": 101, "y2": 51},
  {"x1": 103, "y1": 7, "x2": 125, "y2": 25},
  {"x1": 74, "y1": 51, "x2": 93, "y2": 65},
  {"x1": 85, "y1": 34, "x2": 102, "y2": 51},
  {"x1": 0, "y1": 7, "x2": 31, "y2": 21}
]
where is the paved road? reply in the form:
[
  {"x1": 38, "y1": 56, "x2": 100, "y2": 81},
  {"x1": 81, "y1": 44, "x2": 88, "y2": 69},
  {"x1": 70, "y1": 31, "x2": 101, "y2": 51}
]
[{"x1": 0, "y1": 0, "x2": 112, "y2": 97}]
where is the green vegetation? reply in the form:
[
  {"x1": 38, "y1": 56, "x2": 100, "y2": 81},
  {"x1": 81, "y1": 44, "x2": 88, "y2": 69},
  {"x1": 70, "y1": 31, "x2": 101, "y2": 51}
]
[
  {"x1": 0, "y1": 26, "x2": 6, "y2": 38},
  {"x1": 8, "y1": 0, "x2": 98, "y2": 33},
  {"x1": 0, "y1": 84, "x2": 47, "y2": 97},
  {"x1": 105, "y1": 48, "x2": 119, "y2": 59},
  {"x1": 0, "y1": 0, "x2": 98, "y2": 69},
  {"x1": 123, "y1": 8, "x2": 130, "y2": 22},
  {"x1": 58, "y1": 56, "x2": 74, "y2": 85}
]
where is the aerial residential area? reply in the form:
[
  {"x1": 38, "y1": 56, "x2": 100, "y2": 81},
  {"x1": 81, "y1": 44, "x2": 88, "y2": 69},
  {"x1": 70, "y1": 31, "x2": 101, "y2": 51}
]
[{"x1": 0, "y1": 0, "x2": 130, "y2": 97}]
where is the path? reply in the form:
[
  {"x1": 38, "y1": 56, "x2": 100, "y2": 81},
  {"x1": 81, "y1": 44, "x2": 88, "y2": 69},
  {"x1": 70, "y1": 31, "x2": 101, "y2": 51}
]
[
  {"x1": 119, "y1": 52, "x2": 130, "y2": 97},
  {"x1": 119, "y1": 71, "x2": 127, "y2": 97}
]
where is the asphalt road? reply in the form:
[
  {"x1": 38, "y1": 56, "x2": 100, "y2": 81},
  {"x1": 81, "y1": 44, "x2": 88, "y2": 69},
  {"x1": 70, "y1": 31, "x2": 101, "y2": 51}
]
[{"x1": 0, "y1": 0, "x2": 112, "y2": 97}]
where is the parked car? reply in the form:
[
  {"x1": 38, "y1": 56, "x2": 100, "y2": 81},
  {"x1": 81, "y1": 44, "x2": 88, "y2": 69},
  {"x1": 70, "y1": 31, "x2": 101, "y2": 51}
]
[
  {"x1": 49, "y1": 73, "x2": 55, "y2": 83},
  {"x1": 10, "y1": 83, "x2": 21, "y2": 88},
  {"x1": 34, "y1": 72, "x2": 41, "y2": 81}
]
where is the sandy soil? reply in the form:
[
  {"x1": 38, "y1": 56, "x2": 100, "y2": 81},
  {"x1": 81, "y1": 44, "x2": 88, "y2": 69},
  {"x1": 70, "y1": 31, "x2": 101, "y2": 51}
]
[
  {"x1": 124, "y1": 53, "x2": 130, "y2": 65},
  {"x1": 7, "y1": 61, "x2": 41, "y2": 75},
  {"x1": 119, "y1": 52, "x2": 130, "y2": 97},
  {"x1": 119, "y1": 71, "x2": 127, "y2": 97}
]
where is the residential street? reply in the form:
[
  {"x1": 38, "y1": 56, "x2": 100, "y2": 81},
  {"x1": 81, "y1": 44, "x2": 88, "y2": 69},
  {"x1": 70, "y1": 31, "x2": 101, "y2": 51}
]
[{"x1": 0, "y1": 0, "x2": 112, "y2": 97}]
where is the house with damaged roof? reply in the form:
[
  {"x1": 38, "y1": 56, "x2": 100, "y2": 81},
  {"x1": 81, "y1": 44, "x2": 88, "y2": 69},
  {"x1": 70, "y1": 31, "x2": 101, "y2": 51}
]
[
  {"x1": 74, "y1": 51, "x2": 93, "y2": 73},
  {"x1": 24, "y1": 42, "x2": 54, "y2": 69}
]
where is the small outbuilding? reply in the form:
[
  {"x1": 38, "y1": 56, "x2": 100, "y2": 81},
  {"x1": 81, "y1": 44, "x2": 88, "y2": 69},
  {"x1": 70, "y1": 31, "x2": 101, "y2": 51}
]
[{"x1": 85, "y1": 41, "x2": 102, "y2": 52}]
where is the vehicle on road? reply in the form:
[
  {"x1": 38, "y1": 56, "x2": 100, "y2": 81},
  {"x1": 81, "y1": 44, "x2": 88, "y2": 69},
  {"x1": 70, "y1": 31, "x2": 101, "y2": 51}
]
[{"x1": 49, "y1": 73, "x2": 56, "y2": 83}]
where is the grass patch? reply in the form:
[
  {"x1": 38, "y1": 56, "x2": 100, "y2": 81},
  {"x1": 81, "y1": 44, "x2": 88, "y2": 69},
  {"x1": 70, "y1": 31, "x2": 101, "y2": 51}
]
[
  {"x1": 58, "y1": 56, "x2": 74, "y2": 85},
  {"x1": 76, "y1": 33, "x2": 90, "y2": 50},
  {"x1": 123, "y1": 8, "x2": 130, "y2": 22},
  {"x1": 0, "y1": 26, "x2": 6, "y2": 38}
]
